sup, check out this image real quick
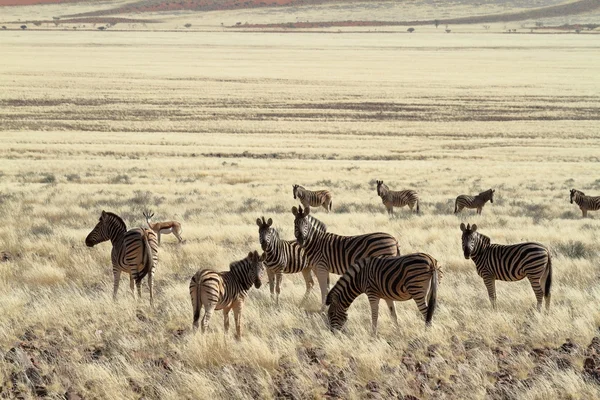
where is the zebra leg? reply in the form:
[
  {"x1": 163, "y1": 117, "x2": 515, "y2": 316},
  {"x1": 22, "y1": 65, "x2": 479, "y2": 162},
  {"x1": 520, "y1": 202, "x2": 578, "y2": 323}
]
[
  {"x1": 201, "y1": 304, "x2": 215, "y2": 334},
  {"x1": 300, "y1": 268, "x2": 314, "y2": 305},
  {"x1": 157, "y1": 232, "x2": 161, "y2": 245},
  {"x1": 266, "y1": 269, "x2": 275, "y2": 302},
  {"x1": 275, "y1": 271, "x2": 283, "y2": 306},
  {"x1": 233, "y1": 300, "x2": 244, "y2": 340},
  {"x1": 385, "y1": 299, "x2": 398, "y2": 326},
  {"x1": 412, "y1": 294, "x2": 429, "y2": 323},
  {"x1": 223, "y1": 306, "x2": 231, "y2": 333},
  {"x1": 527, "y1": 276, "x2": 544, "y2": 312},
  {"x1": 112, "y1": 268, "x2": 121, "y2": 301},
  {"x1": 484, "y1": 278, "x2": 497, "y2": 310},
  {"x1": 316, "y1": 264, "x2": 330, "y2": 311},
  {"x1": 129, "y1": 272, "x2": 137, "y2": 300},
  {"x1": 583, "y1": 209, "x2": 588, "y2": 218},
  {"x1": 367, "y1": 294, "x2": 380, "y2": 336},
  {"x1": 148, "y1": 269, "x2": 154, "y2": 308},
  {"x1": 477, "y1": 207, "x2": 482, "y2": 215}
]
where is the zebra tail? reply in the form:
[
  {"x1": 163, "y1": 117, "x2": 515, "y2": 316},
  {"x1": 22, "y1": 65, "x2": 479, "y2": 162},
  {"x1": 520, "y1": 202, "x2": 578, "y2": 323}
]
[
  {"x1": 454, "y1": 198, "x2": 458, "y2": 213},
  {"x1": 544, "y1": 254, "x2": 552, "y2": 299},
  {"x1": 136, "y1": 230, "x2": 153, "y2": 284},
  {"x1": 426, "y1": 268, "x2": 438, "y2": 325},
  {"x1": 329, "y1": 201, "x2": 332, "y2": 212},
  {"x1": 191, "y1": 275, "x2": 202, "y2": 329},
  {"x1": 416, "y1": 200, "x2": 420, "y2": 214}
]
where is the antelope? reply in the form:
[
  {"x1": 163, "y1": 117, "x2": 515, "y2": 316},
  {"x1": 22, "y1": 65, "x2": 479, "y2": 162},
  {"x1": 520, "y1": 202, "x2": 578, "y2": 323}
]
[{"x1": 143, "y1": 211, "x2": 184, "y2": 244}]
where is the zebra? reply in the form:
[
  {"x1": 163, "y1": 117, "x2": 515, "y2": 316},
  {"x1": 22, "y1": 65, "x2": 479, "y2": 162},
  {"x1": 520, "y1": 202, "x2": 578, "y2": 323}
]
[
  {"x1": 85, "y1": 211, "x2": 159, "y2": 306},
  {"x1": 570, "y1": 189, "x2": 600, "y2": 217},
  {"x1": 376, "y1": 180, "x2": 420, "y2": 215},
  {"x1": 189, "y1": 250, "x2": 265, "y2": 339},
  {"x1": 326, "y1": 253, "x2": 441, "y2": 335},
  {"x1": 293, "y1": 184, "x2": 333, "y2": 213},
  {"x1": 460, "y1": 223, "x2": 552, "y2": 311},
  {"x1": 257, "y1": 216, "x2": 317, "y2": 305},
  {"x1": 454, "y1": 189, "x2": 495, "y2": 215},
  {"x1": 292, "y1": 205, "x2": 400, "y2": 309}
]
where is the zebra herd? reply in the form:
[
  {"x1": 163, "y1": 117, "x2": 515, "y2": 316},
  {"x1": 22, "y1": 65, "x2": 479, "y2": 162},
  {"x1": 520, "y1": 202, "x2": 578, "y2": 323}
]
[{"x1": 84, "y1": 185, "x2": 598, "y2": 338}]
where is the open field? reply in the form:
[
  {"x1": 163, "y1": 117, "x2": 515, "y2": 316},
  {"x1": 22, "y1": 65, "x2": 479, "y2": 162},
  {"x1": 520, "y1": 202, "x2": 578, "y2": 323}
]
[{"x1": 1, "y1": 30, "x2": 600, "y2": 399}]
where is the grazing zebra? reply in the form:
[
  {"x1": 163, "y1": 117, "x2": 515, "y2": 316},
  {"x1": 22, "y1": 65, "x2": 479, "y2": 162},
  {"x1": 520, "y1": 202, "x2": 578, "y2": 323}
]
[
  {"x1": 189, "y1": 250, "x2": 265, "y2": 339},
  {"x1": 293, "y1": 184, "x2": 333, "y2": 213},
  {"x1": 460, "y1": 223, "x2": 552, "y2": 311},
  {"x1": 85, "y1": 211, "x2": 159, "y2": 306},
  {"x1": 143, "y1": 211, "x2": 184, "y2": 244},
  {"x1": 376, "y1": 180, "x2": 420, "y2": 215},
  {"x1": 257, "y1": 216, "x2": 317, "y2": 305},
  {"x1": 292, "y1": 205, "x2": 400, "y2": 309},
  {"x1": 454, "y1": 189, "x2": 495, "y2": 215},
  {"x1": 570, "y1": 189, "x2": 600, "y2": 217},
  {"x1": 326, "y1": 253, "x2": 441, "y2": 335}
]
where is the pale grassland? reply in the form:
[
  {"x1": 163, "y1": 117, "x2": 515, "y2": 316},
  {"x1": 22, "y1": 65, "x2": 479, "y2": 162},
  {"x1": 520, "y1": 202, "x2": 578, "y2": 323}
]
[{"x1": 0, "y1": 30, "x2": 600, "y2": 399}]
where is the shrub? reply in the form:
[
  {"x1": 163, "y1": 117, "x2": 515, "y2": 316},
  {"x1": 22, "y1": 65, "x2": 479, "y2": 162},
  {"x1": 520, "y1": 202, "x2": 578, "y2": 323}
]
[
  {"x1": 40, "y1": 174, "x2": 56, "y2": 184},
  {"x1": 110, "y1": 174, "x2": 131, "y2": 184},
  {"x1": 554, "y1": 240, "x2": 596, "y2": 259},
  {"x1": 65, "y1": 174, "x2": 81, "y2": 182},
  {"x1": 31, "y1": 225, "x2": 53, "y2": 236},
  {"x1": 184, "y1": 23, "x2": 192, "y2": 28},
  {"x1": 20, "y1": 25, "x2": 27, "y2": 30}
]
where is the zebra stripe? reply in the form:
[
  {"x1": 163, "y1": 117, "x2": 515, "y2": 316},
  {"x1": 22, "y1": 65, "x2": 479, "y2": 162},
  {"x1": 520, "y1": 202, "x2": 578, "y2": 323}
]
[
  {"x1": 454, "y1": 189, "x2": 495, "y2": 215},
  {"x1": 292, "y1": 205, "x2": 400, "y2": 309},
  {"x1": 460, "y1": 223, "x2": 552, "y2": 311},
  {"x1": 293, "y1": 184, "x2": 333, "y2": 213},
  {"x1": 376, "y1": 180, "x2": 420, "y2": 215},
  {"x1": 189, "y1": 250, "x2": 265, "y2": 339},
  {"x1": 85, "y1": 211, "x2": 159, "y2": 306},
  {"x1": 326, "y1": 253, "x2": 440, "y2": 334},
  {"x1": 570, "y1": 189, "x2": 600, "y2": 217}
]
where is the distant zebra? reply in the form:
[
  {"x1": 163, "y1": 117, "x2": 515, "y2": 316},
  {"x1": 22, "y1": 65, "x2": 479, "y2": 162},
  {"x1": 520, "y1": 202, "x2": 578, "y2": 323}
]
[
  {"x1": 293, "y1": 184, "x2": 333, "y2": 213},
  {"x1": 454, "y1": 189, "x2": 495, "y2": 215},
  {"x1": 85, "y1": 211, "x2": 159, "y2": 306},
  {"x1": 257, "y1": 216, "x2": 321, "y2": 305},
  {"x1": 570, "y1": 189, "x2": 600, "y2": 217},
  {"x1": 292, "y1": 205, "x2": 400, "y2": 309},
  {"x1": 326, "y1": 253, "x2": 441, "y2": 335},
  {"x1": 460, "y1": 223, "x2": 552, "y2": 311},
  {"x1": 376, "y1": 180, "x2": 420, "y2": 215},
  {"x1": 189, "y1": 250, "x2": 265, "y2": 339}
]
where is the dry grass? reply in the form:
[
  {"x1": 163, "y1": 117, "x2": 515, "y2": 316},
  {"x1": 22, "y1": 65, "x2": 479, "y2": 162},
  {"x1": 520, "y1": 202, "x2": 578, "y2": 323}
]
[{"x1": 0, "y1": 28, "x2": 600, "y2": 399}]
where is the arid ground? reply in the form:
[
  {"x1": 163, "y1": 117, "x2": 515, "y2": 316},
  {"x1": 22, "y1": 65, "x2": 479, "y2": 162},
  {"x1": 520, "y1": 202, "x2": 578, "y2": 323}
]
[{"x1": 1, "y1": 1, "x2": 600, "y2": 398}]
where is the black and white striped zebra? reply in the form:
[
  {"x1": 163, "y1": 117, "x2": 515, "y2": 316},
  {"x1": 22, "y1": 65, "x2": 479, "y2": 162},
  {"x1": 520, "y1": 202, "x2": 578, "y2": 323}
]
[
  {"x1": 376, "y1": 180, "x2": 420, "y2": 215},
  {"x1": 85, "y1": 211, "x2": 159, "y2": 306},
  {"x1": 257, "y1": 216, "x2": 315, "y2": 305},
  {"x1": 460, "y1": 223, "x2": 552, "y2": 311},
  {"x1": 570, "y1": 189, "x2": 600, "y2": 218},
  {"x1": 292, "y1": 205, "x2": 400, "y2": 309},
  {"x1": 189, "y1": 250, "x2": 265, "y2": 339},
  {"x1": 454, "y1": 189, "x2": 495, "y2": 215},
  {"x1": 293, "y1": 184, "x2": 333, "y2": 213},
  {"x1": 326, "y1": 253, "x2": 441, "y2": 335}
]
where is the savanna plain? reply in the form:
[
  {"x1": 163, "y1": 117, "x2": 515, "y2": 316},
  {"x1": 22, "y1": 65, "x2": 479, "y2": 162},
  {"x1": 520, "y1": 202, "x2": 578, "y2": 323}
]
[{"x1": 1, "y1": 29, "x2": 600, "y2": 399}]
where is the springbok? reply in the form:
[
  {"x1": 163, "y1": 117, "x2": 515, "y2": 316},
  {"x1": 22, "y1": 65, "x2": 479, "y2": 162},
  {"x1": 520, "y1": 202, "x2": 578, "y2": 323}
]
[{"x1": 143, "y1": 211, "x2": 184, "y2": 245}]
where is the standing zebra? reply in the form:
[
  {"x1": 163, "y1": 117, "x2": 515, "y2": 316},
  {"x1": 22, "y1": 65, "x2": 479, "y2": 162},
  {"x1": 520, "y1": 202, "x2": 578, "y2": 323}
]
[
  {"x1": 326, "y1": 253, "x2": 441, "y2": 335},
  {"x1": 460, "y1": 223, "x2": 552, "y2": 311},
  {"x1": 293, "y1": 184, "x2": 333, "y2": 213},
  {"x1": 292, "y1": 205, "x2": 400, "y2": 309},
  {"x1": 257, "y1": 216, "x2": 318, "y2": 305},
  {"x1": 85, "y1": 211, "x2": 159, "y2": 306},
  {"x1": 376, "y1": 180, "x2": 420, "y2": 215},
  {"x1": 570, "y1": 189, "x2": 600, "y2": 217},
  {"x1": 189, "y1": 250, "x2": 265, "y2": 339},
  {"x1": 454, "y1": 189, "x2": 495, "y2": 215}
]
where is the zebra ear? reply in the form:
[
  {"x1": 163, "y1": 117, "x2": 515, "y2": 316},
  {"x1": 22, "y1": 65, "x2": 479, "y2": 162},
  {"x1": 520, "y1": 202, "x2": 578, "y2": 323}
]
[
  {"x1": 460, "y1": 223, "x2": 466, "y2": 232},
  {"x1": 471, "y1": 224, "x2": 478, "y2": 232},
  {"x1": 304, "y1": 206, "x2": 310, "y2": 216},
  {"x1": 267, "y1": 218, "x2": 273, "y2": 226},
  {"x1": 292, "y1": 206, "x2": 298, "y2": 216},
  {"x1": 259, "y1": 252, "x2": 266, "y2": 262},
  {"x1": 492, "y1": 189, "x2": 495, "y2": 193},
  {"x1": 256, "y1": 218, "x2": 262, "y2": 227}
]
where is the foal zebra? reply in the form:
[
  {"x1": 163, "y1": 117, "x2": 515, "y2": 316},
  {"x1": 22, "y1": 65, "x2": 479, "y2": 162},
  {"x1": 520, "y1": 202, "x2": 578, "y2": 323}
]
[
  {"x1": 460, "y1": 223, "x2": 552, "y2": 311},
  {"x1": 376, "y1": 180, "x2": 420, "y2": 215},
  {"x1": 189, "y1": 250, "x2": 265, "y2": 339},
  {"x1": 293, "y1": 184, "x2": 333, "y2": 213},
  {"x1": 326, "y1": 253, "x2": 441, "y2": 335},
  {"x1": 257, "y1": 216, "x2": 316, "y2": 305},
  {"x1": 85, "y1": 211, "x2": 159, "y2": 306},
  {"x1": 570, "y1": 189, "x2": 600, "y2": 218},
  {"x1": 455, "y1": 189, "x2": 495, "y2": 215},
  {"x1": 292, "y1": 205, "x2": 400, "y2": 309}
]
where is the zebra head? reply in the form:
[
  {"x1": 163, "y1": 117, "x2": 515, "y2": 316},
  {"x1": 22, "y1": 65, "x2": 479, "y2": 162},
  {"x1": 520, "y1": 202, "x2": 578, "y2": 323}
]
[
  {"x1": 570, "y1": 189, "x2": 583, "y2": 204},
  {"x1": 460, "y1": 223, "x2": 479, "y2": 259},
  {"x1": 86, "y1": 210, "x2": 125, "y2": 247},
  {"x1": 248, "y1": 250, "x2": 266, "y2": 289},
  {"x1": 325, "y1": 292, "x2": 348, "y2": 331},
  {"x1": 376, "y1": 180, "x2": 388, "y2": 197},
  {"x1": 292, "y1": 184, "x2": 300, "y2": 199},
  {"x1": 292, "y1": 205, "x2": 312, "y2": 247},
  {"x1": 256, "y1": 216, "x2": 275, "y2": 252},
  {"x1": 489, "y1": 189, "x2": 495, "y2": 203}
]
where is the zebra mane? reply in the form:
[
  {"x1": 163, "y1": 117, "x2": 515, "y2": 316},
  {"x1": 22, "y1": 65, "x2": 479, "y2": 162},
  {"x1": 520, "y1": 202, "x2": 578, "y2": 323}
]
[
  {"x1": 478, "y1": 189, "x2": 494, "y2": 197},
  {"x1": 307, "y1": 215, "x2": 327, "y2": 232},
  {"x1": 103, "y1": 211, "x2": 127, "y2": 231}
]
